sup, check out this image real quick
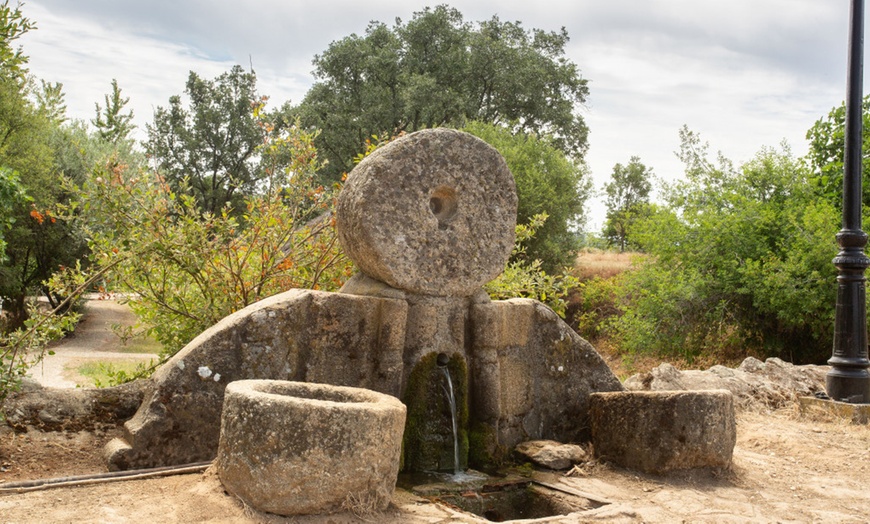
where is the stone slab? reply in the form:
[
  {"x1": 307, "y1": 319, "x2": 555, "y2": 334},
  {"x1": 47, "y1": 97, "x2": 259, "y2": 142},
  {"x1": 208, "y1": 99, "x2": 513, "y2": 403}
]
[{"x1": 798, "y1": 395, "x2": 870, "y2": 424}]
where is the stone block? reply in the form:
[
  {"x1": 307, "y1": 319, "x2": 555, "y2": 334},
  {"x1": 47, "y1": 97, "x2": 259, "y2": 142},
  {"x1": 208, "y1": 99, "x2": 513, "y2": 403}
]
[
  {"x1": 106, "y1": 290, "x2": 408, "y2": 470},
  {"x1": 589, "y1": 390, "x2": 735, "y2": 474},
  {"x1": 216, "y1": 380, "x2": 406, "y2": 516},
  {"x1": 471, "y1": 299, "x2": 624, "y2": 452},
  {"x1": 798, "y1": 395, "x2": 870, "y2": 424}
]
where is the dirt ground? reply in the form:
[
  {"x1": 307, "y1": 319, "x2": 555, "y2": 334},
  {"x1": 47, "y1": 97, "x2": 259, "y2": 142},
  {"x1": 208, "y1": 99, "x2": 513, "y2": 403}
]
[
  {"x1": 28, "y1": 297, "x2": 159, "y2": 389},
  {"x1": 1, "y1": 400, "x2": 867, "y2": 522},
  {"x1": 1, "y1": 301, "x2": 869, "y2": 522}
]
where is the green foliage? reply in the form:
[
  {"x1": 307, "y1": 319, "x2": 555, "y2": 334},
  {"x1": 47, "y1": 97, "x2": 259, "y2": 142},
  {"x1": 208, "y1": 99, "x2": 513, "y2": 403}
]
[
  {"x1": 78, "y1": 359, "x2": 157, "y2": 388},
  {"x1": 0, "y1": 167, "x2": 28, "y2": 260},
  {"x1": 146, "y1": 66, "x2": 268, "y2": 216},
  {"x1": 602, "y1": 156, "x2": 653, "y2": 252},
  {"x1": 1, "y1": 7, "x2": 89, "y2": 322},
  {"x1": 0, "y1": 0, "x2": 34, "y2": 81},
  {"x1": 485, "y1": 214, "x2": 578, "y2": 317},
  {"x1": 78, "y1": 114, "x2": 352, "y2": 356},
  {"x1": 577, "y1": 232, "x2": 610, "y2": 250},
  {"x1": 609, "y1": 131, "x2": 837, "y2": 364},
  {"x1": 294, "y1": 5, "x2": 589, "y2": 180},
  {"x1": 35, "y1": 80, "x2": 66, "y2": 124},
  {"x1": 805, "y1": 94, "x2": 870, "y2": 207},
  {"x1": 464, "y1": 121, "x2": 590, "y2": 271},
  {"x1": 0, "y1": 50, "x2": 90, "y2": 329},
  {"x1": 92, "y1": 79, "x2": 135, "y2": 144},
  {"x1": 574, "y1": 274, "x2": 623, "y2": 341}
]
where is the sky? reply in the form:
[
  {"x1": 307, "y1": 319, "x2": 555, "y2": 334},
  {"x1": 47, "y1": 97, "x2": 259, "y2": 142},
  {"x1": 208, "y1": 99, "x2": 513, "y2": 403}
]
[{"x1": 16, "y1": 0, "x2": 866, "y2": 229}]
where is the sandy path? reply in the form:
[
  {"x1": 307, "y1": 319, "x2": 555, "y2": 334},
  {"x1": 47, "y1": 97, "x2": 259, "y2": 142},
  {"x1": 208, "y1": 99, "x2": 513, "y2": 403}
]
[{"x1": 26, "y1": 298, "x2": 160, "y2": 388}]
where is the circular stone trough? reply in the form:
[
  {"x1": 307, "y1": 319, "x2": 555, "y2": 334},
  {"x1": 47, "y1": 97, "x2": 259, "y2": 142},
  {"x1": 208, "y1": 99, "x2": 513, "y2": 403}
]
[{"x1": 216, "y1": 380, "x2": 407, "y2": 516}]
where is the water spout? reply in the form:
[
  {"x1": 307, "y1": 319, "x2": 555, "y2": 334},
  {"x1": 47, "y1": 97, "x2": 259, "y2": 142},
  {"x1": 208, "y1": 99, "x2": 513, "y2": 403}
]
[{"x1": 438, "y1": 354, "x2": 460, "y2": 475}]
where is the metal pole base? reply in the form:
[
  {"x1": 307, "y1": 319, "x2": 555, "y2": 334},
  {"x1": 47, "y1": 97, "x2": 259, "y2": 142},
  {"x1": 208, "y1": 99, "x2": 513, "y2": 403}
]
[{"x1": 825, "y1": 365, "x2": 870, "y2": 403}]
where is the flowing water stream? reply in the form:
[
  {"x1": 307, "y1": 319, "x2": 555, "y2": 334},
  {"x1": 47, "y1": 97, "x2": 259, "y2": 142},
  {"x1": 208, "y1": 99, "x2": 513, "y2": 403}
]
[{"x1": 440, "y1": 366, "x2": 460, "y2": 475}]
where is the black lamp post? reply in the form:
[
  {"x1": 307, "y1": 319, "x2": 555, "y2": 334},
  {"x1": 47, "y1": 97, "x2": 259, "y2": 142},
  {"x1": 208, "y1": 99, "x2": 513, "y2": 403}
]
[{"x1": 827, "y1": 0, "x2": 870, "y2": 404}]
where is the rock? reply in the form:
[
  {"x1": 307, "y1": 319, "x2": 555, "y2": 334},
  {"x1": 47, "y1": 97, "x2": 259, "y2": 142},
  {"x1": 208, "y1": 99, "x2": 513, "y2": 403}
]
[
  {"x1": 216, "y1": 380, "x2": 406, "y2": 516},
  {"x1": 106, "y1": 290, "x2": 409, "y2": 470},
  {"x1": 623, "y1": 357, "x2": 828, "y2": 408},
  {"x1": 336, "y1": 128, "x2": 517, "y2": 297},
  {"x1": 590, "y1": 390, "x2": 736, "y2": 474},
  {"x1": 4, "y1": 379, "x2": 147, "y2": 432},
  {"x1": 515, "y1": 440, "x2": 588, "y2": 470}
]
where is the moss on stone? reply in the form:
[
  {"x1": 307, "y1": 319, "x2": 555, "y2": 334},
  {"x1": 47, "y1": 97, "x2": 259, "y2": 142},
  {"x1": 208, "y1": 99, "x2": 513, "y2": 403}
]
[
  {"x1": 468, "y1": 421, "x2": 506, "y2": 470},
  {"x1": 401, "y1": 352, "x2": 469, "y2": 472}
]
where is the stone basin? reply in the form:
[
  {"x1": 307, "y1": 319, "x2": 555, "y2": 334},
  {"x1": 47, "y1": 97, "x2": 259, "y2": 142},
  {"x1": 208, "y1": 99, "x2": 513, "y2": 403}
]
[{"x1": 215, "y1": 380, "x2": 406, "y2": 516}]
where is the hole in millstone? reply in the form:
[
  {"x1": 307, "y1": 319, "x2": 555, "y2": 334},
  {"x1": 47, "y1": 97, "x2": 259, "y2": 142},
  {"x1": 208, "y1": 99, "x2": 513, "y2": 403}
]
[
  {"x1": 436, "y1": 352, "x2": 450, "y2": 367},
  {"x1": 429, "y1": 185, "x2": 458, "y2": 229}
]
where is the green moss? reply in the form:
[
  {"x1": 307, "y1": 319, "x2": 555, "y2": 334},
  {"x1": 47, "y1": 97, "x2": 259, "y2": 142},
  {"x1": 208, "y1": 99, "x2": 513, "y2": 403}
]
[
  {"x1": 402, "y1": 352, "x2": 469, "y2": 472},
  {"x1": 515, "y1": 462, "x2": 536, "y2": 477},
  {"x1": 468, "y1": 421, "x2": 508, "y2": 470}
]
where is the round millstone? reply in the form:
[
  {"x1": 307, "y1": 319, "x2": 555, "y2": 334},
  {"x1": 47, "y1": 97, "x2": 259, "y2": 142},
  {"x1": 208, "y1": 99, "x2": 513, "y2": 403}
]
[{"x1": 336, "y1": 128, "x2": 518, "y2": 296}]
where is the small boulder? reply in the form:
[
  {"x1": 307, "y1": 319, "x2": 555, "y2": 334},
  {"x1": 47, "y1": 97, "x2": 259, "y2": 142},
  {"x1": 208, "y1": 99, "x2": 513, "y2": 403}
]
[
  {"x1": 515, "y1": 440, "x2": 588, "y2": 470},
  {"x1": 5, "y1": 379, "x2": 148, "y2": 432}
]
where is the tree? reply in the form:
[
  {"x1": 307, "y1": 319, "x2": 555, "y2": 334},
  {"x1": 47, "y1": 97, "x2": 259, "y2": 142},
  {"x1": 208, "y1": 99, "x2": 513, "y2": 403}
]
[
  {"x1": 602, "y1": 156, "x2": 652, "y2": 251},
  {"x1": 145, "y1": 66, "x2": 265, "y2": 216},
  {"x1": 805, "y1": 95, "x2": 870, "y2": 208},
  {"x1": 0, "y1": 3, "x2": 88, "y2": 329},
  {"x1": 0, "y1": 167, "x2": 27, "y2": 260},
  {"x1": 0, "y1": 2, "x2": 113, "y2": 414},
  {"x1": 93, "y1": 78, "x2": 134, "y2": 144},
  {"x1": 35, "y1": 80, "x2": 66, "y2": 124},
  {"x1": 463, "y1": 121, "x2": 590, "y2": 270},
  {"x1": 293, "y1": 5, "x2": 589, "y2": 180},
  {"x1": 610, "y1": 129, "x2": 837, "y2": 364},
  {"x1": 0, "y1": 0, "x2": 33, "y2": 81},
  {"x1": 77, "y1": 114, "x2": 351, "y2": 356}
]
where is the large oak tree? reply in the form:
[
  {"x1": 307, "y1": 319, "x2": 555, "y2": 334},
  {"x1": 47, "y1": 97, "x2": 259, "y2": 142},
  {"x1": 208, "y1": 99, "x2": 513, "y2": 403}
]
[
  {"x1": 293, "y1": 5, "x2": 590, "y2": 180},
  {"x1": 146, "y1": 66, "x2": 265, "y2": 216}
]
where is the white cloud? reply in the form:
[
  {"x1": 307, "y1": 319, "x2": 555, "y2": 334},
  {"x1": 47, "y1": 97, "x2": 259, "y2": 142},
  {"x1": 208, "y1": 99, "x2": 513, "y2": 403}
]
[
  {"x1": 21, "y1": 2, "x2": 238, "y2": 140},
  {"x1": 17, "y1": 1, "x2": 865, "y2": 229}
]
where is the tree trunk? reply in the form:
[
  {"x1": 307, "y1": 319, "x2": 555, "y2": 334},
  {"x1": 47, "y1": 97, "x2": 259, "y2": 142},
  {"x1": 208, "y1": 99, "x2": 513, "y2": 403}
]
[{"x1": 1, "y1": 293, "x2": 28, "y2": 333}]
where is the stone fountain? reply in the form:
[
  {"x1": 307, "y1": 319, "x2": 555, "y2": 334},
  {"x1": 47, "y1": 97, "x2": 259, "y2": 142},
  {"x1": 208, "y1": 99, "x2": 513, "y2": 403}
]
[{"x1": 104, "y1": 128, "x2": 624, "y2": 473}]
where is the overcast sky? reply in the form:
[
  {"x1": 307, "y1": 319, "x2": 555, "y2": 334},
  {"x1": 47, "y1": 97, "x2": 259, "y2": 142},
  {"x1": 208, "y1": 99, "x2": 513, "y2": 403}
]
[{"x1": 17, "y1": 0, "x2": 865, "y2": 228}]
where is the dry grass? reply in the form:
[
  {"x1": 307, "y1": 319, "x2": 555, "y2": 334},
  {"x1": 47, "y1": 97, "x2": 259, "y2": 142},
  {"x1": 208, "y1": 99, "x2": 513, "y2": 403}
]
[
  {"x1": 591, "y1": 336, "x2": 759, "y2": 382},
  {"x1": 572, "y1": 248, "x2": 640, "y2": 281},
  {"x1": 342, "y1": 491, "x2": 386, "y2": 521},
  {"x1": 592, "y1": 339, "x2": 665, "y2": 381}
]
